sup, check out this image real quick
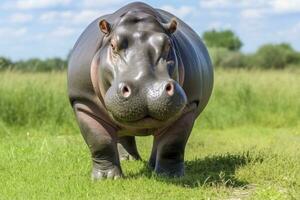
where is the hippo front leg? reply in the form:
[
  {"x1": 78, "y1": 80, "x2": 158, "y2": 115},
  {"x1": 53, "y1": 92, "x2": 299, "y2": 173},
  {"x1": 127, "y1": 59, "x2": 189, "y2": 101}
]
[
  {"x1": 149, "y1": 111, "x2": 196, "y2": 177},
  {"x1": 73, "y1": 102, "x2": 122, "y2": 180}
]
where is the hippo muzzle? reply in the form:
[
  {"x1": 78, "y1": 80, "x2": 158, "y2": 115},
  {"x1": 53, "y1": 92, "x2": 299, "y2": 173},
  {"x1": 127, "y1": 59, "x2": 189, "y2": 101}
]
[{"x1": 105, "y1": 78, "x2": 187, "y2": 127}]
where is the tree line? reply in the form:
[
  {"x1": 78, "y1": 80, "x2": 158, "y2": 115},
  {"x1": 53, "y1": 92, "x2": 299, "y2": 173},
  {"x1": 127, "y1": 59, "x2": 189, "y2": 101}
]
[
  {"x1": 0, "y1": 57, "x2": 67, "y2": 72},
  {"x1": 203, "y1": 30, "x2": 300, "y2": 69},
  {"x1": 1, "y1": 30, "x2": 300, "y2": 71}
]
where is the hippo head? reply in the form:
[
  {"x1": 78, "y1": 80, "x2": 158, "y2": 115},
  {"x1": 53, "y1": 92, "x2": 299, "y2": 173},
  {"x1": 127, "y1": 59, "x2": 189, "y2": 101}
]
[{"x1": 96, "y1": 11, "x2": 187, "y2": 129}]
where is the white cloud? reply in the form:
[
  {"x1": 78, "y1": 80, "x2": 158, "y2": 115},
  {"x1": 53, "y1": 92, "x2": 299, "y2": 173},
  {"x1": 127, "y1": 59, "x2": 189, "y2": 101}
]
[
  {"x1": 9, "y1": 13, "x2": 33, "y2": 23},
  {"x1": 0, "y1": 27, "x2": 28, "y2": 37},
  {"x1": 161, "y1": 5, "x2": 194, "y2": 18},
  {"x1": 209, "y1": 10, "x2": 231, "y2": 17},
  {"x1": 3, "y1": 0, "x2": 71, "y2": 10},
  {"x1": 200, "y1": 0, "x2": 300, "y2": 14},
  {"x1": 199, "y1": 0, "x2": 231, "y2": 8},
  {"x1": 72, "y1": 10, "x2": 103, "y2": 24},
  {"x1": 36, "y1": 26, "x2": 75, "y2": 40},
  {"x1": 207, "y1": 21, "x2": 232, "y2": 30},
  {"x1": 50, "y1": 26, "x2": 75, "y2": 37},
  {"x1": 270, "y1": 0, "x2": 300, "y2": 13},
  {"x1": 81, "y1": 0, "x2": 128, "y2": 7},
  {"x1": 199, "y1": 0, "x2": 267, "y2": 9},
  {"x1": 39, "y1": 11, "x2": 72, "y2": 23},
  {"x1": 39, "y1": 9, "x2": 110, "y2": 25},
  {"x1": 240, "y1": 9, "x2": 265, "y2": 19}
]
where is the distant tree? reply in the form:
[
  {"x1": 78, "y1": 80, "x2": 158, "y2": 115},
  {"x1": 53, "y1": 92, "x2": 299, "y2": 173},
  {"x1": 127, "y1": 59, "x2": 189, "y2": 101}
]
[
  {"x1": 43, "y1": 58, "x2": 67, "y2": 71},
  {"x1": 0, "y1": 57, "x2": 13, "y2": 70},
  {"x1": 14, "y1": 58, "x2": 42, "y2": 71},
  {"x1": 276, "y1": 43, "x2": 300, "y2": 64},
  {"x1": 202, "y1": 29, "x2": 243, "y2": 51}
]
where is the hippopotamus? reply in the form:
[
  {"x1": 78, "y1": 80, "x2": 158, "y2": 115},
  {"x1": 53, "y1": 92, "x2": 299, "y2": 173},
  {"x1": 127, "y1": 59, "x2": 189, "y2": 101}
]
[{"x1": 68, "y1": 2, "x2": 213, "y2": 180}]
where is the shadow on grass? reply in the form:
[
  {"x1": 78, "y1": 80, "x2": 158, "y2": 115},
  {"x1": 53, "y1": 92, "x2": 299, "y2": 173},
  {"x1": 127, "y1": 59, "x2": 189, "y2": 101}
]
[{"x1": 129, "y1": 151, "x2": 264, "y2": 188}]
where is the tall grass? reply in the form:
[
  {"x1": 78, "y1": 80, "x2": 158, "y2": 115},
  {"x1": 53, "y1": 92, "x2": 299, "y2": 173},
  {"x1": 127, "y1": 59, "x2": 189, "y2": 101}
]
[
  {"x1": 199, "y1": 69, "x2": 300, "y2": 129},
  {"x1": 0, "y1": 71, "x2": 76, "y2": 134},
  {"x1": 0, "y1": 69, "x2": 299, "y2": 199},
  {"x1": 0, "y1": 69, "x2": 299, "y2": 135}
]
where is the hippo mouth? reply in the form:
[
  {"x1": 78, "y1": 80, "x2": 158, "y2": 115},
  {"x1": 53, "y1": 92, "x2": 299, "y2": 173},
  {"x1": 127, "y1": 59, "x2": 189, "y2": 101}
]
[
  {"x1": 107, "y1": 111, "x2": 175, "y2": 129},
  {"x1": 134, "y1": 114, "x2": 163, "y2": 123}
]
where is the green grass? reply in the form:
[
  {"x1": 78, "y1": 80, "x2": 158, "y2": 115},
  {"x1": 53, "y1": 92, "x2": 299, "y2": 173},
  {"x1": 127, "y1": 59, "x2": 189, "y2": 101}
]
[{"x1": 0, "y1": 69, "x2": 299, "y2": 199}]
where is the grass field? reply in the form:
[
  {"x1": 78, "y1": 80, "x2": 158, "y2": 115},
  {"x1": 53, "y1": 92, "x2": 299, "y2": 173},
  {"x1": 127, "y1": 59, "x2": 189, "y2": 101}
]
[{"x1": 0, "y1": 69, "x2": 299, "y2": 199}]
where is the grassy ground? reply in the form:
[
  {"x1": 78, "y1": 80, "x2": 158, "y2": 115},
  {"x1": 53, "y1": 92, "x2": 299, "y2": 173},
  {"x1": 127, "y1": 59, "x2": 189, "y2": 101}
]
[{"x1": 0, "y1": 69, "x2": 299, "y2": 199}]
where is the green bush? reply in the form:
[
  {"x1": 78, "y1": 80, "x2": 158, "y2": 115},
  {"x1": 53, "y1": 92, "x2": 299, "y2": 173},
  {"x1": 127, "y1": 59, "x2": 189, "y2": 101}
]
[
  {"x1": 208, "y1": 47, "x2": 230, "y2": 67},
  {"x1": 0, "y1": 57, "x2": 13, "y2": 70},
  {"x1": 208, "y1": 48, "x2": 246, "y2": 68},
  {"x1": 220, "y1": 51, "x2": 246, "y2": 68},
  {"x1": 253, "y1": 43, "x2": 299, "y2": 69}
]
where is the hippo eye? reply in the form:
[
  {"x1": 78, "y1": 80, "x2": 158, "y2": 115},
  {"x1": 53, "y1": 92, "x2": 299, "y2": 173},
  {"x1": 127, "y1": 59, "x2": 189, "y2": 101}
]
[
  {"x1": 110, "y1": 39, "x2": 118, "y2": 52},
  {"x1": 111, "y1": 43, "x2": 116, "y2": 51}
]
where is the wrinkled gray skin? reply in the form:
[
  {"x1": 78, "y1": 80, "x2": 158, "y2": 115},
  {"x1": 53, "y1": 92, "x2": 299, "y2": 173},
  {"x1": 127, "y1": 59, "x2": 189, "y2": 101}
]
[{"x1": 68, "y1": 2, "x2": 213, "y2": 180}]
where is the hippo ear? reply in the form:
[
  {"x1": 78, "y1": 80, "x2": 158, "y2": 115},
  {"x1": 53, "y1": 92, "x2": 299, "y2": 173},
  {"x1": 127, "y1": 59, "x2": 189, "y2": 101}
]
[
  {"x1": 163, "y1": 18, "x2": 177, "y2": 34},
  {"x1": 99, "y1": 19, "x2": 111, "y2": 35}
]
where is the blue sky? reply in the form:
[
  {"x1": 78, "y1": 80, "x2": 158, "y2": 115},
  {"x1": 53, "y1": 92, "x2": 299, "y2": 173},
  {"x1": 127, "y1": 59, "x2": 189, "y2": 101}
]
[{"x1": 0, "y1": 0, "x2": 300, "y2": 60}]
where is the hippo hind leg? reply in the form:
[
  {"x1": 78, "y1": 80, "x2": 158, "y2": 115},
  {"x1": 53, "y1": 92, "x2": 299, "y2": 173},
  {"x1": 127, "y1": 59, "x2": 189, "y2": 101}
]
[{"x1": 118, "y1": 136, "x2": 141, "y2": 161}]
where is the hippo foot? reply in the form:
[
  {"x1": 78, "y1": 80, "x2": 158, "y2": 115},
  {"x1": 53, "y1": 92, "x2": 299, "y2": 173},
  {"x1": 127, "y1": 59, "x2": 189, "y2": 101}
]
[
  {"x1": 154, "y1": 161, "x2": 185, "y2": 177},
  {"x1": 91, "y1": 166, "x2": 123, "y2": 181}
]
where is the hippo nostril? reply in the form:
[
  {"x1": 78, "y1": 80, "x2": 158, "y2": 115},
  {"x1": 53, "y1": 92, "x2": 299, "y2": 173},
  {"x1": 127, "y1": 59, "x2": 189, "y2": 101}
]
[
  {"x1": 121, "y1": 84, "x2": 131, "y2": 98},
  {"x1": 165, "y1": 82, "x2": 174, "y2": 96}
]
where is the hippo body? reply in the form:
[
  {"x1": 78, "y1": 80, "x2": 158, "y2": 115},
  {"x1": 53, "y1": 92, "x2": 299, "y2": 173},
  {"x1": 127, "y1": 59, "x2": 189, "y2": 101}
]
[{"x1": 68, "y1": 2, "x2": 213, "y2": 180}]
